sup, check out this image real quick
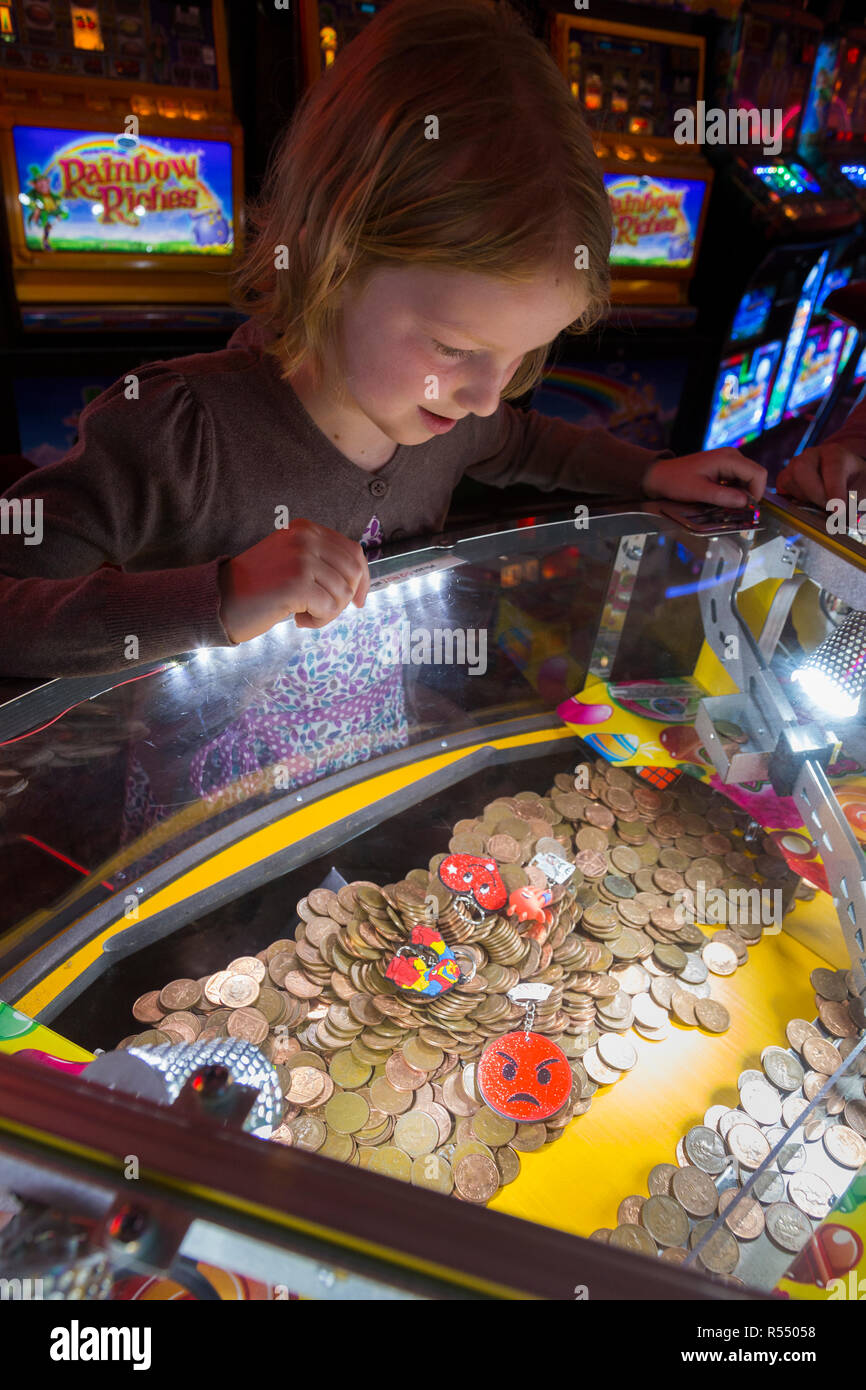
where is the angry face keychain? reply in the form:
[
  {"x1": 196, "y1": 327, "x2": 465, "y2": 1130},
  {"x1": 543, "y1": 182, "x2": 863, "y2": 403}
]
[{"x1": 476, "y1": 985, "x2": 571, "y2": 1123}]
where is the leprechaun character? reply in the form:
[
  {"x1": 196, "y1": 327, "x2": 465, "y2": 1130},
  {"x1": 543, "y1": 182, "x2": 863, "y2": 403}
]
[{"x1": 24, "y1": 165, "x2": 69, "y2": 251}]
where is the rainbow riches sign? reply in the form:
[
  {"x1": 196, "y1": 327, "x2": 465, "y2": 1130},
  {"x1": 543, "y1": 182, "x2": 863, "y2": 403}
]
[
  {"x1": 13, "y1": 126, "x2": 233, "y2": 255},
  {"x1": 604, "y1": 173, "x2": 706, "y2": 270}
]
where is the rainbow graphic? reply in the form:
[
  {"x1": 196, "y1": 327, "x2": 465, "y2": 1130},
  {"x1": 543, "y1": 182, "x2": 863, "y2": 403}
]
[
  {"x1": 13, "y1": 126, "x2": 233, "y2": 256},
  {"x1": 604, "y1": 172, "x2": 706, "y2": 269}
]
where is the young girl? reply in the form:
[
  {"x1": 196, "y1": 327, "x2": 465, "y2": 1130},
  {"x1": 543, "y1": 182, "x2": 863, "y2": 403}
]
[
  {"x1": 0, "y1": 0, "x2": 766, "y2": 837},
  {"x1": 0, "y1": 0, "x2": 765, "y2": 681}
]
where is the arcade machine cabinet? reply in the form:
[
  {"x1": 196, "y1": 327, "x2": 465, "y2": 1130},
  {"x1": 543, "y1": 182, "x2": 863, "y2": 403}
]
[
  {"x1": 545, "y1": 6, "x2": 713, "y2": 456},
  {"x1": 0, "y1": 0, "x2": 245, "y2": 468},
  {"x1": 0, "y1": 501, "x2": 865, "y2": 1300},
  {"x1": 683, "y1": 2, "x2": 863, "y2": 472}
]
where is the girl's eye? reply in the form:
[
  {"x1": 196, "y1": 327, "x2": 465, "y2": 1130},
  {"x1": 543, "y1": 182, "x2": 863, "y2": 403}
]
[{"x1": 433, "y1": 340, "x2": 473, "y2": 361}]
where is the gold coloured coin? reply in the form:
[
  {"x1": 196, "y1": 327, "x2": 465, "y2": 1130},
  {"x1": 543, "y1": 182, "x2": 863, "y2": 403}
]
[
  {"x1": 325, "y1": 1092, "x2": 370, "y2": 1135},
  {"x1": 411, "y1": 1154, "x2": 454, "y2": 1193}
]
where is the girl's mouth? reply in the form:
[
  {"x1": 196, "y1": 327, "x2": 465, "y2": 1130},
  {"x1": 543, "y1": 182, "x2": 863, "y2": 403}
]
[{"x1": 418, "y1": 406, "x2": 458, "y2": 434}]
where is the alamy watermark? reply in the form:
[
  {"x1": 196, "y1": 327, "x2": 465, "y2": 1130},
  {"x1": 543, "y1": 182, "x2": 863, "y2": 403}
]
[
  {"x1": 0, "y1": 497, "x2": 42, "y2": 545},
  {"x1": 381, "y1": 621, "x2": 487, "y2": 676},
  {"x1": 674, "y1": 103, "x2": 783, "y2": 158},
  {"x1": 674, "y1": 882, "x2": 782, "y2": 928}
]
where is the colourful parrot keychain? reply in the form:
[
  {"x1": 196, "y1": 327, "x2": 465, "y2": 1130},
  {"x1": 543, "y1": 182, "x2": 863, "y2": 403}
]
[{"x1": 384, "y1": 920, "x2": 476, "y2": 999}]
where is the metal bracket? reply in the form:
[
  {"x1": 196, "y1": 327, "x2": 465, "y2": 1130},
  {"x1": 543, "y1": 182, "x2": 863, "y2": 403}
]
[
  {"x1": 695, "y1": 535, "x2": 866, "y2": 992},
  {"x1": 792, "y1": 759, "x2": 866, "y2": 998},
  {"x1": 588, "y1": 532, "x2": 648, "y2": 680}
]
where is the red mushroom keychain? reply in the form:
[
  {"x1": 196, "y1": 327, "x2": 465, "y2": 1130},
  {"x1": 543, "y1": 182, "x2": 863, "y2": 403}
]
[{"x1": 476, "y1": 984, "x2": 571, "y2": 1123}]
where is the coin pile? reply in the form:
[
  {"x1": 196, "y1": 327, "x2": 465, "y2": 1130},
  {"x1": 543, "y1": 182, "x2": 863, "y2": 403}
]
[
  {"x1": 114, "y1": 757, "x2": 804, "y2": 1207},
  {"x1": 597, "y1": 968, "x2": 866, "y2": 1285}
]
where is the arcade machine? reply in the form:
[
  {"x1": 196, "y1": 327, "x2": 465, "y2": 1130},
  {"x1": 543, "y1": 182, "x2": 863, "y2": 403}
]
[
  {"x1": 684, "y1": 2, "x2": 863, "y2": 469},
  {"x1": 798, "y1": 20, "x2": 866, "y2": 218},
  {"x1": 544, "y1": 6, "x2": 715, "y2": 453},
  {"x1": 297, "y1": 0, "x2": 383, "y2": 87},
  {"x1": 0, "y1": 0, "x2": 244, "y2": 469}
]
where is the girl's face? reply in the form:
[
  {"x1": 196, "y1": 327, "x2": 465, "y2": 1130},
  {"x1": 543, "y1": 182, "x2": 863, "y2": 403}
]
[{"x1": 333, "y1": 263, "x2": 588, "y2": 445}]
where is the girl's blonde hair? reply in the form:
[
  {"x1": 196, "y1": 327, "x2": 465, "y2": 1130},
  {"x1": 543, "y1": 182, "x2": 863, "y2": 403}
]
[{"x1": 232, "y1": 0, "x2": 611, "y2": 400}]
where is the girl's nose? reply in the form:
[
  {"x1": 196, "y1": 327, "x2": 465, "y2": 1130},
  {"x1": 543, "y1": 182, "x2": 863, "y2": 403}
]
[{"x1": 457, "y1": 373, "x2": 508, "y2": 417}]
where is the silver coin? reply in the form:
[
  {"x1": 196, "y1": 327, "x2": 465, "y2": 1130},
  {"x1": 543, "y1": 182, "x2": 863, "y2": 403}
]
[
  {"x1": 738, "y1": 1068, "x2": 764, "y2": 1091},
  {"x1": 762, "y1": 1047, "x2": 805, "y2": 1093},
  {"x1": 740, "y1": 1078, "x2": 783, "y2": 1126},
  {"x1": 727, "y1": 1122, "x2": 771, "y2": 1169},
  {"x1": 752, "y1": 1168, "x2": 787, "y2": 1205},
  {"x1": 704, "y1": 1103, "x2": 730, "y2": 1132},
  {"x1": 679, "y1": 955, "x2": 709, "y2": 984},
  {"x1": 676, "y1": 979, "x2": 712, "y2": 999},
  {"x1": 781, "y1": 1094, "x2": 810, "y2": 1129},
  {"x1": 765, "y1": 1126, "x2": 807, "y2": 1173},
  {"x1": 765, "y1": 1201, "x2": 813, "y2": 1254},
  {"x1": 676, "y1": 1136, "x2": 689, "y2": 1167},
  {"x1": 802, "y1": 1109, "x2": 829, "y2": 1142},
  {"x1": 684, "y1": 1125, "x2": 728, "y2": 1175},
  {"x1": 713, "y1": 1110, "x2": 745, "y2": 1144},
  {"x1": 597, "y1": 1034, "x2": 638, "y2": 1071},
  {"x1": 788, "y1": 1172, "x2": 834, "y2": 1221}
]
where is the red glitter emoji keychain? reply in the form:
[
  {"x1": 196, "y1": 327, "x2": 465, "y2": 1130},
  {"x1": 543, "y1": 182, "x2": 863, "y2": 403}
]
[
  {"x1": 438, "y1": 853, "x2": 507, "y2": 924},
  {"x1": 476, "y1": 985, "x2": 571, "y2": 1123}
]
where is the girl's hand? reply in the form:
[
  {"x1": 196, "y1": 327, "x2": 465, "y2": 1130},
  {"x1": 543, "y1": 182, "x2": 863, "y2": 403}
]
[
  {"x1": 642, "y1": 449, "x2": 767, "y2": 507},
  {"x1": 218, "y1": 518, "x2": 370, "y2": 644},
  {"x1": 776, "y1": 442, "x2": 866, "y2": 507}
]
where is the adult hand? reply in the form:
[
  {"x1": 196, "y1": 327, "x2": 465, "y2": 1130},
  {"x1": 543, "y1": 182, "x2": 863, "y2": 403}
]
[
  {"x1": 642, "y1": 449, "x2": 767, "y2": 507},
  {"x1": 776, "y1": 442, "x2": 866, "y2": 507}
]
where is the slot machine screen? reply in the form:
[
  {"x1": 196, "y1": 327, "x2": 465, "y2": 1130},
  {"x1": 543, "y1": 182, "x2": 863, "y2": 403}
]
[
  {"x1": 730, "y1": 287, "x2": 774, "y2": 343},
  {"x1": 798, "y1": 37, "x2": 842, "y2": 152},
  {"x1": 703, "y1": 341, "x2": 782, "y2": 449},
  {"x1": 763, "y1": 249, "x2": 830, "y2": 430},
  {"x1": 729, "y1": 10, "x2": 819, "y2": 141},
  {"x1": 0, "y1": 0, "x2": 220, "y2": 86},
  {"x1": 565, "y1": 26, "x2": 701, "y2": 139},
  {"x1": 12, "y1": 126, "x2": 234, "y2": 256},
  {"x1": 605, "y1": 173, "x2": 707, "y2": 270},
  {"x1": 786, "y1": 323, "x2": 847, "y2": 413}
]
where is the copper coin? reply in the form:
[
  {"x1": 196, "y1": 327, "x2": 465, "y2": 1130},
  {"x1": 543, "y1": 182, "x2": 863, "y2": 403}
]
[
  {"x1": 654, "y1": 868, "x2": 685, "y2": 894},
  {"x1": 672, "y1": 1166, "x2": 718, "y2": 1217},
  {"x1": 132, "y1": 991, "x2": 164, "y2": 1025},
  {"x1": 385, "y1": 1052, "x2": 428, "y2": 1091},
  {"x1": 718, "y1": 1188, "x2": 765, "y2": 1239},
  {"x1": 284, "y1": 971, "x2": 323, "y2": 999},
  {"x1": 486, "y1": 833, "x2": 522, "y2": 863},
  {"x1": 824, "y1": 1124, "x2": 866, "y2": 1168},
  {"x1": 786, "y1": 1018, "x2": 821, "y2": 1050},
  {"x1": 585, "y1": 803, "x2": 615, "y2": 830},
  {"x1": 227, "y1": 1006, "x2": 269, "y2": 1045},
  {"x1": 844, "y1": 1099, "x2": 866, "y2": 1138},
  {"x1": 227, "y1": 955, "x2": 266, "y2": 982},
  {"x1": 160, "y1": 1011, "x2": 200, "y2": 1043},
  {"x1": 158, "y1": 978, "x2": 202, "y2": 1011},
  {"x1": 810, "y1": 967, "x2": 849, "y2": 1002},
  {"x1": 286, "y1": 1066, "x2": 326, "y2": 1105},
  {"x1": 617, "y1": 1194, "x2": 645, "y2": 1225},
  {"x1": 454, "y1": 1153, "x2": 500, "y2": 1203},
  {"x1": 817, "y1": 999, "x2": 857, "y2": 1037},
  {"x1": 802, "y1": 1036, "x2": 842, "y2": 1075}
]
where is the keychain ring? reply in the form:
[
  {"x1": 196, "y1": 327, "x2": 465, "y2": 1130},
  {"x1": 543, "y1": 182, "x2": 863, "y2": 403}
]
[{"x1": 452, "y1": 947, "x2": 477, "y2": 983}]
